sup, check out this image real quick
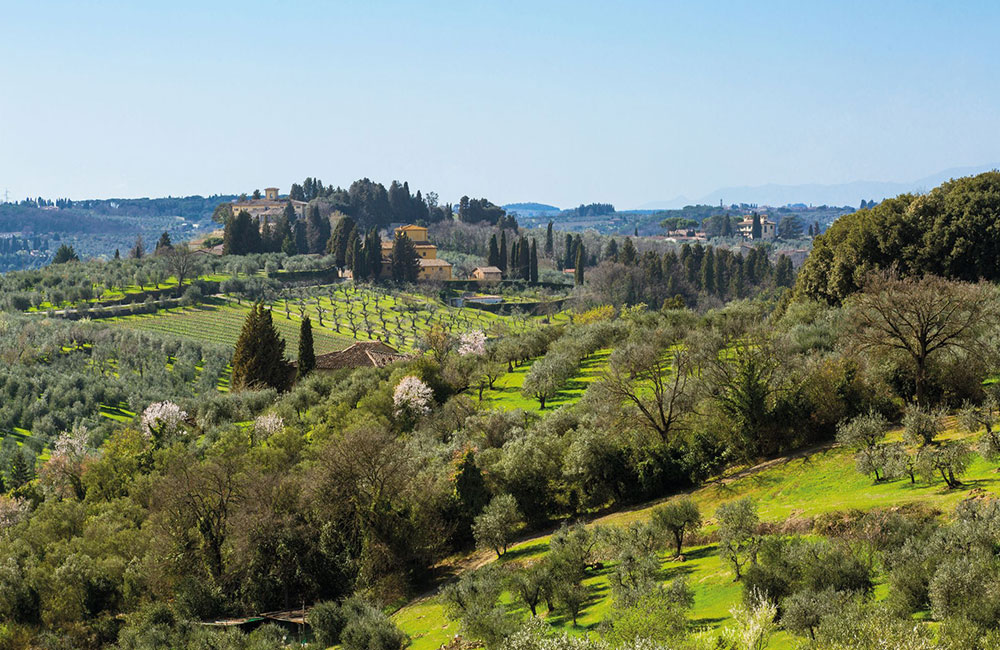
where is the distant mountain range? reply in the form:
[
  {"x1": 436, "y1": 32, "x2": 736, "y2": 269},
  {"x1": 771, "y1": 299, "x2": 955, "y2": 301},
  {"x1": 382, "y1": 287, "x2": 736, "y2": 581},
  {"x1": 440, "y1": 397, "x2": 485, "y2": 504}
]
[
  {"x1": 502, "y1": 202, "x2": 560, "y2": 214},
  {"x1": 635, "y1": 164, "x2": 1000, "y2": 210}
]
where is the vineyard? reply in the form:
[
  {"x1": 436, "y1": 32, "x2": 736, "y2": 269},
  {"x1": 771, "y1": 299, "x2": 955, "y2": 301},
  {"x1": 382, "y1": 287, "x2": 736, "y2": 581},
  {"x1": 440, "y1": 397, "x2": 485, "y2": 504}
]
[{"x1": 108, "y1": 284, "x2": 565, "y2": 354}]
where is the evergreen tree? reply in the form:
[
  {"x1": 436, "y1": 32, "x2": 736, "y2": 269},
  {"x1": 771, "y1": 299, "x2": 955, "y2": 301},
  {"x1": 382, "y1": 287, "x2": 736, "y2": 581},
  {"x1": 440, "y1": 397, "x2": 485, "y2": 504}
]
[
  {"x1": 701, "y1": 247, "x2": 716, "y2": 294},
  {"x1": 297, "y1": 316, "x2": 316, "y2": 380},
  {"x1": 508, "y1": 239, "x2": 518, "y2": 279},
  {"x1": 605, "y1": 238, "x2": 619, "y2": 262},
  {"x1": 305, "y1": 205, "x2": 331, "y2": 254},
  {"x1": 487, "y1": 234, "x2": 500, "y2": 267},
  {"x1": 294, "y1": 221, "x2": 307, "y2": 255},
  {"x1": 498, "y1": 231, "x2": 508, "y2": 274},
  {"x1": 391, "y1": 233, "x2": 421, "y2": 282},
  {"x1": 328, "y1": 215, "x2": 357, "y2": 267},
  {"x1": 351, "y1": 235, "x2": 366, "y2": 281},
  {"x1": 620, "y1": 237, "x2": 638, "y2": 265},
  {"x1": 52, "y1": 244, "x2": 79, "y2": 264},
  {"x1": 751, "y1": 213, "x2": 762, "y2": 240},
  {"x1": 282, "y1": 235, "x2": 297, "y2": 256},
  {"x1": 774, "y1": 254, "x2": 794, "y2": 288},
  {"x1": 114, "y1": 248, "x2": 120, "y2": 260},
  {"x1": 529, "y1": 238, "x2": 538, "y2": 283},
  {"x1": 564, "y1": 233, "x2": 574, "y2": 268},
  {"x1": 7, "y1": 450, "x2": 33, "y2": 489},
  {"x1": 283, "y1": 200, "x2": 297, "y2": 224},
  {"x1": 574, "y1": 245, "x2": 585, "y2": 285},
  {"x1": 365, "y1": 228, "x2": 382, "y2": 280},
  {"x1": 289, "y1": 183, "x2": 305, "y2": 201},
  {"x1": 155, "y1": 231, "x2": 172, "y2": 253},
  {"x1": 545, "y1": 221, "x2": 554, "y2": 256},
  {"x1": 517, "y1": 236, "x2": 530, "y2": 280},
  {"x1": 130, "y1": 235, "x2": 145, "y2": 259},
  {"x1": 231, "y1": 302, "x2": 290, "y2": 391}
]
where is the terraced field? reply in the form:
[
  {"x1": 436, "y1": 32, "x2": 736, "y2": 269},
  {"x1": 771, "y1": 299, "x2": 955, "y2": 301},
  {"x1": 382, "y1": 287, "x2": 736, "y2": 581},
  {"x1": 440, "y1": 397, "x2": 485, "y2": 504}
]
[
  {"x1": 108, "y1": 301, "x2": 355, "y2": 355},
  {"x1": 481, "y1": 348, "x2": 612, "y2": 411},
  {"x1": 108, "y1": 285, "x2": 565, "y2": 354}
]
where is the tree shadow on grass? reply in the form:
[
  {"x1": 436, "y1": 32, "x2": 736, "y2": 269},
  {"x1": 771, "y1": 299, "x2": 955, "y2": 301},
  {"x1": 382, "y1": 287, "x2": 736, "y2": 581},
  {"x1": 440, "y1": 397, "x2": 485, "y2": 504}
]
[{"x1": 501, "y1": 542, "x2": 549, "y2": 563}]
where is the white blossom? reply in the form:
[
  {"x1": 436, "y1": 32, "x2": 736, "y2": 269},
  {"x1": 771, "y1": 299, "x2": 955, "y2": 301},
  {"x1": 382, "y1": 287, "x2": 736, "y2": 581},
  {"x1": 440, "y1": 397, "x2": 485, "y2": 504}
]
[
  {"x1": 254, "y1": 413, "x2": 284, "y2": 439},
  {"x1": 458, "y1": 329, "x2": 487, "y2": 356},
  {"x1": 52, "y1": 425, "x2": 89, "y2": 460},
  {"x1": 0, "y1": 496, "x2": 30, "y2": 532},
  {"x1": 393, "y1": 375, "x2": 433, "y2": 416},
  {"x1": 141, "y1": 401, "x2": 187, "y2": 440}
]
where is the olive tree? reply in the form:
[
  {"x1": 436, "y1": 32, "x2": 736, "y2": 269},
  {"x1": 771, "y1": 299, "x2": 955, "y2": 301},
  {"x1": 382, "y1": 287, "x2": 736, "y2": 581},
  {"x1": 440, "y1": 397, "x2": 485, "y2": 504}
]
[
  {"x1": 473, "y1": 493, "x2": 524, "y2": 558},
  {"x1": 651, "y1": 498, "x2": 701, "y2": 557}
]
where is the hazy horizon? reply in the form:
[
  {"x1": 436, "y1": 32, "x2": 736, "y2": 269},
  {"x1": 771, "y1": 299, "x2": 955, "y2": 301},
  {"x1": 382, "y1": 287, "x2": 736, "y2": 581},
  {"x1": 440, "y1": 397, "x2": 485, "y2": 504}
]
[{"x1": 2, "y1": 1, "x2": 998, "y2": 208}]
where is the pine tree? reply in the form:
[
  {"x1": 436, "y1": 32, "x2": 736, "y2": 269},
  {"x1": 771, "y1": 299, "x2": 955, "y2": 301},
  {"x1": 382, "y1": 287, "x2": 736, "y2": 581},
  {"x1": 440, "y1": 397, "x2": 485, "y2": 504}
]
[
  {"x1": 231, "y1": 302, "x2": 290, "y2": 391},
  {"x1": 297, "y1": 316, "x2": 316, "y2": 380},
  {"x1": 391, "y1": 233, "x2": 421, "y2": 282},
  {"x1": 155, "y1": 231, "x2": 172, "y2": 253},
  {"x1": 8, "y1": 450, "x2": 33, "y2": 489},
  {"x1": 529, "y1": 238, "x2": 538, "y2": 283},
  {"x1": 574, "y1": 245, "x2": 585, "y2": 285},
  {"x1": 487, "y1": 234, "x2": 500, "y2": 267},
  {"x1": 130, "y1": 235, "x2": 145, "y2": 259},
  {"x1": 774, "y1": 254, "x2": 794, "y2": 288},
  {"x1": 52, "y1": 243, "x2": 79, "y2": 264},
  {"x1": 545, "y1": 221, "x2": 554, "y2": 256}
]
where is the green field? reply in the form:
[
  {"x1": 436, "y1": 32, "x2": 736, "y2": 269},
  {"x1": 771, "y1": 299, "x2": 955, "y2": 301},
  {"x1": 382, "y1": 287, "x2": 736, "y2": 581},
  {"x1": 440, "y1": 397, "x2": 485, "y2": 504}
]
[
  {"x1": 391, "y1": 424, "x2": 999, "y2": 649},
  {"x1": 108, "y1": 301, "x2": 355, "y2": 356},
  {"x1": 481, "y1": 349, "x2": 612, "y2": 411}
]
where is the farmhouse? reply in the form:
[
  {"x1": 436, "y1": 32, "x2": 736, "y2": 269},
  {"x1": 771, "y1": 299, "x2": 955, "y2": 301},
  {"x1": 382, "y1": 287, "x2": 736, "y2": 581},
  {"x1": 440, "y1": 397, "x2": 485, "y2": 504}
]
[
  {"x1": 231, "y1": 187, "x2": 307, "y2": 223},
  {"x1": 380, "y1": 224, "x2": 453, "y2": 280},
  {"x1": 737, "y1": 215, "x2": 776, "y2": 240},
  {"x1": 308, "y1": 340, "x2": 409, "y2": 371},
  {"x1": 471, "y1": 266, "x2": 502, "y2": 281}
]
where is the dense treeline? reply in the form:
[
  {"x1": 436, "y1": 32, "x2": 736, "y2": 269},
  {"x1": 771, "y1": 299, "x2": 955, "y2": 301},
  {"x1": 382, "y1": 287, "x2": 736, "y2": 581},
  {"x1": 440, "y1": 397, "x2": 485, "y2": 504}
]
[{"x1": 796, "y1": 171, "x2": 1000, "y2": 304}]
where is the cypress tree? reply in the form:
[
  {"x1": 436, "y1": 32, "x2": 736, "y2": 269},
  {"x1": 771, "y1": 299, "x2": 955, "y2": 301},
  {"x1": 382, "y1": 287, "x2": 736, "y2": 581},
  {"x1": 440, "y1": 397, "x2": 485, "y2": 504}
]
[
  {"x1": 114, "y1": 248, "x2": 120, "y2": 260},
  {"x1": 620, "y1": 238, "x2": 638, "y2": 265},
  {"x1": 365, "y1": 228, "x2": 382, "y2": 280},
  {"x1": 751, "y1": 213, "x2": 762, "y2": 240},
  {"x1": 564, "y1": 233, "x2": 573, "y2": 268},
  {"x1": 306, "y1": 204, "x2": 331, "y2": 254},
  {"x1": 350, "y1": 236, "x2": 365, "y2": 281},
  {"x1": 391, "y1": 233, "x2": 421, "y2": 282},
  {"x1": 574, "y1": 244, "x2": 585, "y2": 286},
  {"x1": 701, "y1": 247, "x2": 715, "y2": 294},
  {"x1": 518, "y1": 237, "x2": 530, "y2": 280},
  {"x1": 155, "y1": 231, "x2": 172, "y2": 253},
  {"x1": 297, "y1": 316, "x2": 316, "y2": 379},
  {"x1": 231, "y1": 302, "x2": 290, "y2": 391},
  {"x1": 498, "y1": 231, "x2": 508, "y2": 274},
  {"x1": 487, "y1": 234, "x2": 500, "y2": 267},
  {"x1": 329, "y1": 215, "x2": 357, "y2": 267},
  {"x1": 545, "y1": 221, "x2": 554, "y2": 256},
  {"x1": 529, "y1": 238, "x2": 538, "y2": 283}
]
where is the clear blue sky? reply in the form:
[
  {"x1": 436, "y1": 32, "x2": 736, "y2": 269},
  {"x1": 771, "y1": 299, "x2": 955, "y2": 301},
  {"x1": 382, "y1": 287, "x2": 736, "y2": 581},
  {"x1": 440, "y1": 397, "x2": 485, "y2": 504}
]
[{"x1": 1, "y1": 1, "x2": 998, "y2": 208}]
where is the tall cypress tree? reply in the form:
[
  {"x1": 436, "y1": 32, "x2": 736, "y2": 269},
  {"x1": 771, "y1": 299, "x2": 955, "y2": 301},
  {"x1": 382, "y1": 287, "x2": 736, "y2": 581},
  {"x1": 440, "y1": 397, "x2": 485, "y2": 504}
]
[
  {"x1": 231, "y1": 302, "x2": 290, "y2": 391},
  {"x1": 529, "y1": 239, "x2": 538, "y2": 283},
  {"x1": 365, "y1": 228, "x2": 382, "y2": 280},
  {"x1": 351, "y1": 236, "x2": 366, "y2": 281},
  {"x1": 498, "y1": 231, "x2": 508, "y2": 274},
  {"x1": 518, "y1": 236, "x2": 530, "y2": 280},
  {"x1": 564, "y1": 233, "x2": 573, "y2": 268},
  {"x1": 574, "y1": 245, "x2": 585, "y2": 286},
  {"x1": 487, "y1": 234, "x2": 500, "y2": 267},
  {"x1": 297, "y1": 316, "x2": 316, "y2": 379},
  {"x1": 701, "y1": 247, "x2": 715, "y2": 294},
  {"x1": 751, "y1": 213, "x2": 762, "y2": 240},
  {"x1": 329, "y1": 215, "x2": 357, "y2": 266},
  {"x1": 545, "y1": 221, "x2": 554, "y2": 256},
  {"x1": 391, "y1": 233, "x2": 421, "y2": 282}
]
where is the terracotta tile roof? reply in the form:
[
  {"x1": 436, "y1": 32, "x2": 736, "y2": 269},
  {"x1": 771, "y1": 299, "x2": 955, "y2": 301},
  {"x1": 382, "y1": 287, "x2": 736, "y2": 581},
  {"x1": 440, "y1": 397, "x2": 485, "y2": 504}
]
[
  {"x1": 419, "y1": 258, "x2": 452, "y2": 267},
  {"x1": 311, "y1": 341, "x2": 408, "y2": 370}
]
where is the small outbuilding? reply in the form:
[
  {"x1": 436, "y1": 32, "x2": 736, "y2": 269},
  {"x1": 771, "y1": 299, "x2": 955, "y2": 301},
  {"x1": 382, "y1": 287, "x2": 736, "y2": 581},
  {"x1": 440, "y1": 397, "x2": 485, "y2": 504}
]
[{"x1": 471, "y1": 266, "x2": 502, "y2": 281}]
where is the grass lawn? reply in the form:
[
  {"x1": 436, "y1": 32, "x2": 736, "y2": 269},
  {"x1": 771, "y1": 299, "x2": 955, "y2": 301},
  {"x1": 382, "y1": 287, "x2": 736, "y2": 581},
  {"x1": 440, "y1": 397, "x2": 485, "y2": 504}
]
[
  {"x1": 392, "y1": 425, "x2": 998, "y2": 649},
  {"x1": 481, "y1": 349, "x2": 612, "y2": 412}
]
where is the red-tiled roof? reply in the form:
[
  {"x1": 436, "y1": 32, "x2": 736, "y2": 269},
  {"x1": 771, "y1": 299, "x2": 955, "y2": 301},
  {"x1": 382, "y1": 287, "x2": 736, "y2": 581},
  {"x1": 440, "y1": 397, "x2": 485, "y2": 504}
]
[{"x1": 311, "y1": 341, "x2": 408, "y2": 370}]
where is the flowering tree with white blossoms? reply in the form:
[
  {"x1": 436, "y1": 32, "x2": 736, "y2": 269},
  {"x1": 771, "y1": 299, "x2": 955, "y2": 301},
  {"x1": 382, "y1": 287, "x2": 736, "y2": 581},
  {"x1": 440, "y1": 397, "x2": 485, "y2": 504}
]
[
  {"x1": 394, "y1": 375, "x2": 434, "y2": 417},
  {"x1": 39, "y1": 425, "x2": 92, "y2": 499},
  {"x1": 0, "y1": 495, "x2": 30, "y2": 532},
  {"x1": 141, "y1": 401, "x2": 188, "y2": 445},
  {"x1": 458, "y1": 330, "x2": 487, "y2": 356},
  {"x1": 253, "y1": 413, "x2": 284, "y2": 442}
]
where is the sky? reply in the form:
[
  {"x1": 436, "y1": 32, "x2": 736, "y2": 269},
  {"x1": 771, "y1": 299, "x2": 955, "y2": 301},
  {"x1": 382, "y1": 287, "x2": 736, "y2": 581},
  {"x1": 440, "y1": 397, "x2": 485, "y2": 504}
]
[{"x1": 1, "y1": 0, "x2": 999, "y2": 209}]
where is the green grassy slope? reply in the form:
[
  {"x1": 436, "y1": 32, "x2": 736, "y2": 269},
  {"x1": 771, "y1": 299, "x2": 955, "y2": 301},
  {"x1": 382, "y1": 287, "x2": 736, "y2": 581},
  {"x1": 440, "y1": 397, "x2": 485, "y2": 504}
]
[
  {"x1": 392, "y1": 425, "x2": 998, "y2": 649},
  {"x1": 481, "y1": 349, "x2": 612, "y2": 411}
]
